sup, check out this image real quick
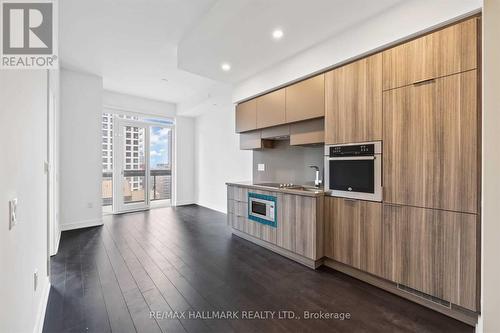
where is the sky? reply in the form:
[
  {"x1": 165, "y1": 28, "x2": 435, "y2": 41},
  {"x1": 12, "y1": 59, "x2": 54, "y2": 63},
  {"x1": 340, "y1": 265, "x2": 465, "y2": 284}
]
[{"x1": 150, "y1": 127, "x2": 170, "y2": 169}]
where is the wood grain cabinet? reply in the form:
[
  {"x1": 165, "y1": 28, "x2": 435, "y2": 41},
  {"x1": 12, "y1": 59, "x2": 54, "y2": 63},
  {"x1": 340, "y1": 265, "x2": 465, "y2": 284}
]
[
  {"x1": 384, "y1": 204, "x2": 478, "y2": 311},
  {"x1": 325, "y1": 53, "x2": 382, "y2": 144},
  {"x1": 285, "y1": 74, "x2": 325, "y2": 123},
  {"x1": 227, "y1": 185, "x2": 324, "y2": 263},
  {"x1": 383, "y1": 70, "x2": 478, "y2": 213},
  {"x1": 256, "y1": 88, "x2": 286, "y2": 128},
  {"x1": 382, "y1": 18, "x2": 478, "y2": 90},
  {"x1": 235, "y1": 99, "x2": 257, "y2": 133},
  {"x1": 289, "y1": 118, "x2": 324, "y2": 146},
  {"x1": 324, "y1": 197, "x2": 390, "y2": 280}
]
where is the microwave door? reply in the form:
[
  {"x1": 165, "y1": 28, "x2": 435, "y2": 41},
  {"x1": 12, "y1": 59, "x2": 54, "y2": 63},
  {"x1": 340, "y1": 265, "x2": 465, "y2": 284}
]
[{"x1": 251, "y1": 200, "x2": 267, "y2": 216}]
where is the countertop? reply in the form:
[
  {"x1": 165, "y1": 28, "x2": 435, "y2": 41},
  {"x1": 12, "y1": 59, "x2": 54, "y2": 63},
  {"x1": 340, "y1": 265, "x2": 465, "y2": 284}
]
[{"x1": 226, "y1": 181, "x2": 325, "y2": 197}]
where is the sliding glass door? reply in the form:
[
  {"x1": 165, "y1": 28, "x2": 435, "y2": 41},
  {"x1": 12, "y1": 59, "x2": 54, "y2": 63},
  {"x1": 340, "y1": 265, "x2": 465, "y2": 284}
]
[{"x1": 108, "y1": 116, "x2": 173, "y2": 213}]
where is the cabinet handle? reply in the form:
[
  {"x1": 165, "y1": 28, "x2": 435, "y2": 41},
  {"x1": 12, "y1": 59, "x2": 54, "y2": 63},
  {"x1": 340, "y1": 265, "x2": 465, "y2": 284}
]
[
  {"x1": 343, "y1": 198, "x2": 358, "y2": 203},
  {"x1": 384, "y1": 203, "x2": 403, "y2": 208},
  {"x1": 413, "y1": 78, "x2": 435, "y2": 86}
]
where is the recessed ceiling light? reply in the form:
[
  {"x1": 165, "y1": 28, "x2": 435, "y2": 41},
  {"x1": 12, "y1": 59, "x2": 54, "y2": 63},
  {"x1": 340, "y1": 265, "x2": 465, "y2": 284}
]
[
  {"x1": 272, "y1": 29, "x2": 284, "y2": 40},
  {"x1": 161, "y1": 78, "x2": 168, "y2": 82},
  {"x1": 221, "y1": 62, "x2": 231, "y2": 71}
]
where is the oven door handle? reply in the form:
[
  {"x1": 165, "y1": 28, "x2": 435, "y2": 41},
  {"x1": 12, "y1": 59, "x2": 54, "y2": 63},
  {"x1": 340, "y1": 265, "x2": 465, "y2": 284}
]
[{"x1": 328, "y1": 156, "x2": 376, "y2": 161}]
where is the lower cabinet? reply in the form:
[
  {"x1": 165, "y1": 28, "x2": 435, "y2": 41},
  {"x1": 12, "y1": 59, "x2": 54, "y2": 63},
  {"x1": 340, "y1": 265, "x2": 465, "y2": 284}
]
[
  {"x1": 324, "y1": 197, "x2": 390, "y2": 279},
  {"x1": 384, "y1": 204, "x2": 478, "y2": 311},
  {"x1": 227, "y1": 185, "x2": 323, "y2": 261}
]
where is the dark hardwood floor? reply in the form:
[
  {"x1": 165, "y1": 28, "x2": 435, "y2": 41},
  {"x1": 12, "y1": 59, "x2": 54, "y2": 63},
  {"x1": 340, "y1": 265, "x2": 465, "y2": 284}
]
[{"x1": 43, "y1": 205, "x2": 473, "y2": 333}]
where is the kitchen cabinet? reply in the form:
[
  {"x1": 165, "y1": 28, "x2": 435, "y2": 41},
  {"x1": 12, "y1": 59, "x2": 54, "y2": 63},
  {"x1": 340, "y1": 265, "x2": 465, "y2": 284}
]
[
  {"x1": 256, "y1": 88, "x2": 286, "y2": 128},
  {"x1": 226, "y1": 184, "x2": 324, "y2": 264},
  {"x1": 278, "y1": 193, "x2": 323, "y2": 260},
  {"x1": 239, "y1": 130, "x2": 273, "y2": 150},
  {"x1": 285, "y1": 74, "x2": 325, "y2": 123},
  {"x1": 384, "y1": 204, "x2": 478, "y2": 311},
  {"x1": 235, "y1": 99, "x2": 257, "y2": 133},
  {"x1": 382, "y1": 17, "x2": 478, "y2": 90},
  {"x1": 325, "y1": 53, "x2": 382, "y2": 144},
  {"x1": 324, "y1": 197, "x2": 389, "y2": 279},
  {"x1": 383, "y1": 70, "x2": 478, "y2": 213},
  {"x1": 289, "y1": 118, "x2": 324, "y2": 146}
]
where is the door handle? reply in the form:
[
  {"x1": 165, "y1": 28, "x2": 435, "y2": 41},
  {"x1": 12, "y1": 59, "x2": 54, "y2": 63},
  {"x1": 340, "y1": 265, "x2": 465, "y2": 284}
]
[{"x1": 413, "y1": 78, "x2": 435, "y2": 86}]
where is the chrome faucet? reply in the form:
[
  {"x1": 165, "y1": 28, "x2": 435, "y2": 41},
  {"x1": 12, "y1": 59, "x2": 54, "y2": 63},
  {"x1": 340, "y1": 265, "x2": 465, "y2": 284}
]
[{"x1": 309, "y1": 165, "x2": 322, "y2": 188}]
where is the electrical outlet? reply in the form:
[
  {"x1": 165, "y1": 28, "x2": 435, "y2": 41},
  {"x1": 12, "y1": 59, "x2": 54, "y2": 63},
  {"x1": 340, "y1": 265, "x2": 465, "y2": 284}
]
[
  {"x1": 258, "y1": 163, "x2": 265, "y2": 171},
  {"x1": 34, "y1": 270, "x2": 38, "y2": 292},
  {"x1": 9, "y1": 198, "x2": 18, "y2": 230}
]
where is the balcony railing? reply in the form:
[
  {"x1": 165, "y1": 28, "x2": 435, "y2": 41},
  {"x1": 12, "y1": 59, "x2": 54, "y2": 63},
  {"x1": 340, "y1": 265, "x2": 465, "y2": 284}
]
[{"x1": 101, "y1": 169, "x2": 171, "y2": 206}]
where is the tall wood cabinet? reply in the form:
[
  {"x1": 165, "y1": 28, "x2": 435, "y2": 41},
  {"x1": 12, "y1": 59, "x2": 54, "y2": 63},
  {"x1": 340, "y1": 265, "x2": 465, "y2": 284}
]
[
  {"x1": 325, "y1": 53, "x2": 382, "y2": 144},
  {"x1": 383, "y1": 70, "x2": 478, "y2": 213},
  {"x1": 384, "y1": 204, "x2": 478, "y2": 311},
  {"x1": 382, "y1": 18, "x2": 478, "y2": 90}
]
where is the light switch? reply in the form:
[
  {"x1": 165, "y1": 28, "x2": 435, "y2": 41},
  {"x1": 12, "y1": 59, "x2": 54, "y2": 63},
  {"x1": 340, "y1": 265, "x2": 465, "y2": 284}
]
[
  {"x1": 258, "y1": 163, "x2": 265, "y2": 171},
  {"x1": 9, "y1": 198, "x2": 18, "y2": 230}
]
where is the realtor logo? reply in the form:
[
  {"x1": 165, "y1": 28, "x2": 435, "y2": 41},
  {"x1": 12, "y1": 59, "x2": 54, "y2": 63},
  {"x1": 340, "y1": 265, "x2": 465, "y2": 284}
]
[{"x1": 1, "y1": 1, "x2": 58, "y2": 69}]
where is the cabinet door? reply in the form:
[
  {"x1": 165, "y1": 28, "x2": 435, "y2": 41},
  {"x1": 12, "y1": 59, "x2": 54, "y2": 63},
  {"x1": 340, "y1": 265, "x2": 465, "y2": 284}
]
[
  {"x1": 289, "y1": 118, "x2": 324, "y2": 146},
  {"x1": 285, "y1": 74, "x2": 325, "y2": 123},
  {"x1": 325, "y1": 54, "x2": 382, "y2": 144},
  {"x1": 324, "y1": 197, "x2": 387, "y2": 279},
  {"x1": 256, "y1": 89, "x2": 286, "y2": 128},
  {"x1": 385, "y1": 204, "x2": 478, "y2": 310},
  {"x1": 235, "y1": 99, "x2": 257, "y2": 133},
  {"x1": 383, "y1": 18, "x2": 478, "y2": 90},
  {"x1": 383, "y1": 70, "x2": 478, "y2": 213}
]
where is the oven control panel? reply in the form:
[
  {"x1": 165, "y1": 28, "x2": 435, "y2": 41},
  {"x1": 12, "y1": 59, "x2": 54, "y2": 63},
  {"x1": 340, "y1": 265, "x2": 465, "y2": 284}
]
[{"x1": 329, "y1": 144, "x2": 375, "y2": 157}]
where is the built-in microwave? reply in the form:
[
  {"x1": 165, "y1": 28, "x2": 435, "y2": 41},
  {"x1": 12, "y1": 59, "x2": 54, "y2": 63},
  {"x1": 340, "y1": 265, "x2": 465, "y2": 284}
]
[
  {"x1": 248, "y1": 192, "x2": 277, "y2": 227},
  {"x1": 324, "y1": 141, "x2": 382, "y2": 202}
]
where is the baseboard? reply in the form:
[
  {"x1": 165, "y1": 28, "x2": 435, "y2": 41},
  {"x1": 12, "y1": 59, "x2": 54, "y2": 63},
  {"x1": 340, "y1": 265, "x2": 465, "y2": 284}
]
[
  {"x1": 196, "y1": 201, "x2": 227, "y2": 214},
  {"x1": 50, "y1": 228, "x2": 61, "y2": 256},
  {"x1": 60, "y1": 218, "x2": 103, "y2": 231},
  {"x1": 33, "y1": 277, "x2": 50, "y2": 333},
  {"x1": 175, "y1": 200, "x2": 196, "y2": 206}
]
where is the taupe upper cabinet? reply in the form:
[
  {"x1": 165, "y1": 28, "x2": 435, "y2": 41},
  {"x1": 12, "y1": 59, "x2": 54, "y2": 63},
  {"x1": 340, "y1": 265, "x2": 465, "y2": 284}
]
[
  {"x1": 324, "y1": 197, "x2": 390, "y2": 280},
  {"x1": 384, "y1": 204, "x2": 477, "y2": 311},
  {"x1": 325, "y1": 53, "x2": 382, "y2": 144},
  {"x1": 256, "y1": 88, "x2": 286, "y2": 128},
  {"x1": 235, "y1": 99, "x2": 257, "y2": 133},
  {"x1": 383, "y1": 18, "x2": 478, "y2": 90},
  {"x1": 285, "y1": 74, "x2": 325, "y2": 123},
  {"x1": 383, "y1": 70, "x2": 478, "y2": 214}
]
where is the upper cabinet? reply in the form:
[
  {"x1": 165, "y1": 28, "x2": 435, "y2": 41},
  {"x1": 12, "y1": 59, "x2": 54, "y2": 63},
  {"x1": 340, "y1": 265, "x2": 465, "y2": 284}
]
[
  {"x1": 325, "y1": 53, "x2": 382, "y2": 144},
  {"x1": 235, "y1": 99, "x2": 257, "y2": 133},
  {"x1": 383, "y1": 70, "x2": 478, "y2": 213},
  {"x1": 285, "y1": 74, "x2": 325, "y2": 123},
  {"x1": 382, "y1": 18, "x2": 478, "y2": 90},
  {"x1": 256, "y1": 88, "x2": 286, "y2": 128}
]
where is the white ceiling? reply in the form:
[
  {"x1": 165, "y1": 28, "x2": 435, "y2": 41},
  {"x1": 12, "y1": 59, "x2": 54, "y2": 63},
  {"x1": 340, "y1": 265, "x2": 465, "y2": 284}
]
[
  {"x1": 60, "y1": 0, "x2": 406, "y2": 110},
  {"x1": 177, "y1": 0, "x2": 406, "y2": 83}
]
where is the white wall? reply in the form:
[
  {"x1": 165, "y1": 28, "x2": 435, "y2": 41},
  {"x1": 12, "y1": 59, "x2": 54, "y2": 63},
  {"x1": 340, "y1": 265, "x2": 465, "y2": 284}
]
[
  {"x1": 175, "y1": 117, "x2": 196, "y2": 205},
  {"x1": 234, "y1": 0, "x2": 481, "y2": 102},
  {"x1": 480, "y1": 0, "x2": 500, "y2": 332},
  {"x1": 60, "y1": 69, "x2": 103, "y2": 230},
  {"x1": 0, "y1": 70, "x2": 50, "y2": 333},
  {"x1": 195, "y1": 104, "x2": 252, "y2": 213}
]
